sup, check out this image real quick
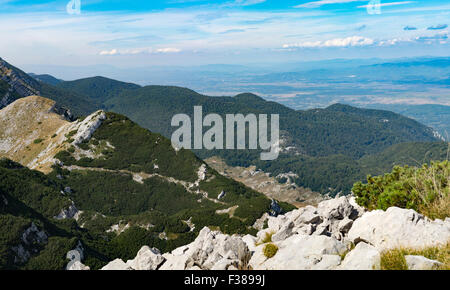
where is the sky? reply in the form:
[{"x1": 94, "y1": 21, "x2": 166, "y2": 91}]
[{"x1": 0, "y1": 0, "x2": 449, "y2": 68}]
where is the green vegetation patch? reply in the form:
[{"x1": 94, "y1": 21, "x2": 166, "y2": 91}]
[
  {"x1": 353, "y1": 160, "x2": 450, "y2": 219},
  {"x1": 263, "y1": 243, "x2": 278, "y2": 258}
]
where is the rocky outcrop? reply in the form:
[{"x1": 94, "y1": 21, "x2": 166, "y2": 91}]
[
  {"x1": 55, "y1": 202, "x2": 79, "y2": 220},
  {"x1": 347, "y1": 207, "x2": 450, "y2": 250},
  {"x1": 70, "y1": 111, "x2": 106, "y2": 145},
  {"x1": 126, "y1": 246, "x2": 165, "y2": 270},
  {"x1": 160, "y1": 227, "x2": 250, "y2": 270},
  {"x1": 66, "y1": 241, "x2": 90, "y2": 270},
  {"x1": 0, "y1": 96, "x2": 106, "y2": 173},
  {"x1": 77, "y1": 196, "x2": 450, "y2": 270},
  {"x1": 101, "y1": 259, "x2": 133, "y2": 270},
  {"x1": 12, "y1": 223, "x2": 48, "y2": 264},
  {"x1": 250, "y1": 235, "x2": 346, "y2": 270},
  {"x1": 338, "y1": 242, "x2": 381, "y2": 270}
]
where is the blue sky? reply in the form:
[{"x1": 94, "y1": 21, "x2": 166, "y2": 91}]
[{"x1": 0, "y1": 0, "x2": 449, "y2": 67}]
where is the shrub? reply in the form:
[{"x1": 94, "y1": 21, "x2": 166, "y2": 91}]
[
  {"x1": 33, "y1": 138, "x2": 43, "y2": 144},
  {"x1": 66, "y1": 130, "x2": 77, "y2": 138},
  {"x1": 78, "y1": 142, "x2": 90, "y2": 151},
  {"x1": 353, "y1": 161, "x2": 450, "y2": 219},
  {"x1": 263, "y1": 243, "x2": 278, "y2": 258}
]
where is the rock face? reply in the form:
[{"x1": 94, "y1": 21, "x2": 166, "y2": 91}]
[
  {"x1": 70, "y1": 111, "x2": 106, "y2": 145},
  {"x1": 347, "y1": 207, "x2": 450, "y2": 250},
  {"x1": 84, "y1": 196, "x2": 450, "y2": 270}
]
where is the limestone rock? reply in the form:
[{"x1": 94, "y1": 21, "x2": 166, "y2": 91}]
[
  {"x1": 347, "y1": 207, "x2": 450, "y2": 250},
  {"x1": 71, "y1": 111, "x2": 106, "y2": 145},
  {"x1": 405, "y1": 255, "x2": 443, "y2": 270},
  {"x1": 67, "y1": 261, "x2": 90, "y2": 271},
  {"x1": 160, "y1": 227, "x2": 250, "y2": 270},
  {"x1": 55, "y1": 202, "x2": 79, "y2": 220},
  {"x1": 271, "y1": 221, "x2": 294, "y2": 242},
  {"x1": 126, "y1": 246, "x2": 165, "y2": 270},
  {"x1": 101, "y1": 259, "x2": 133, "y2": 270},
  {"x1": 250, "y1": 234, "x2": 346, "y2": 270},
  {"x1": 294, "y1": 206, "x2": 322, "y2": 225},
  {"x1": 339, "y1": 242, "x2": 381, "y2": 270},
  {"x1": 242, "y1": 235, "x2": 257, "y2": 252}
]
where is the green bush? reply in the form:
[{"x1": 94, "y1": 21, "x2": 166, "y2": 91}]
[
  {"x1": 263, "y1": 243, "x2": 278, "y2": 258},
  {"x1": 353, "y1": 161, "x2": 450, "y2": 219}
]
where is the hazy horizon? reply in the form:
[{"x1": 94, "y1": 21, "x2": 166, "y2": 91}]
[{"x1": 1, "y1": 0, "x2": 449, "y2": 68}]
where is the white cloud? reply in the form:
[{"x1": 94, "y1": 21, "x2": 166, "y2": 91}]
[
  {"x1": 357, "y1": 1, "x2": 415, "y2": 8},
  {"x1": 283, "y1": 36, "x2": 375, "y2": 48},
  {"x1": 225, "y1": 0, "x2": 266, "y2": 7},
  {"x1": 155, "y1": 47, "x2": 182, "y2": 53},
  {"x1": 99, "y1": 49, "x2": 118, "y2": 55},
  {"x1": 295, "y1": 0, "x2": 360, "y2": 8},
  {"x1": 99, "y1": 47, "x2": 181, "y2": 56}
]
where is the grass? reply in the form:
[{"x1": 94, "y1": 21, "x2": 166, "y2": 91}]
[
  {"x1": 380, "y1": 243, "x2": 450, "y2": 270},
  {"x1": 256, "y1": 231, "x2": 275, "y2": 246},
  {"x1": 263, "y1": 243, "x2": 278, "y2": 259}
]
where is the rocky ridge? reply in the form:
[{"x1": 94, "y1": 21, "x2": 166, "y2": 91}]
[
  {"x1": 0, "y1": 57, "x2": 40, "y2": 108},
  {"x1": 0, "y1": 95, "x2": 105, "y2": 173},
  {"x1": 75, "y1": 196, "x2": 449, "y2": 270}
]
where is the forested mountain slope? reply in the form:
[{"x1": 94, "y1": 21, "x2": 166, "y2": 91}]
[{"x1": 0, "y1": 96, "x2": 292, "y2": 270}]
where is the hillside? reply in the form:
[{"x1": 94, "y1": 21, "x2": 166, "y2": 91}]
[
  {"x1": 29, "y1": 73, "x2": 63, "y2": 86},
  {"x1": 54, "y1": 76, "x2": 141, "y2": 103},
  {"x1": 0, "y1": 96, "x2": 294, "y2": 270},
  {"x1": 1, "y1": 58, "x2": 446, "y2": 195},
  {"x1": 0, "y1": 58, "x2": 98, "y2": 117},
  {"x1": 99, "y1": 86, "x2": 443, "y2": 194},
  {"x1": 0, "y1": 58, "x2": 40, "y2": 108},
  {"x1": 0, "y1": 96, "x2": 84, "y2": 173}
]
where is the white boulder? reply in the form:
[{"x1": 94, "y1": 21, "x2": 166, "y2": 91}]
[
  {"x1": 405, "y1": 255, "x2": 443, "y2": 270},
  {"x1": 348, "y1": 207, "x2": 450, "y2": 250},
  {"x1": 101, "y1": 259, "x2": 133, "y2": 270},
  {"x1": 126, "y1": 246, "x2": 165, "y2": 270},
  {"x1": 339, "y1": 242, "x2": 381, "y2": 270}
]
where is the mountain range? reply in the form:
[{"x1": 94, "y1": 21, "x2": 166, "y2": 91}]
[{"x1": 1, "y1": 57, "x2": 448, "y2": 195}]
